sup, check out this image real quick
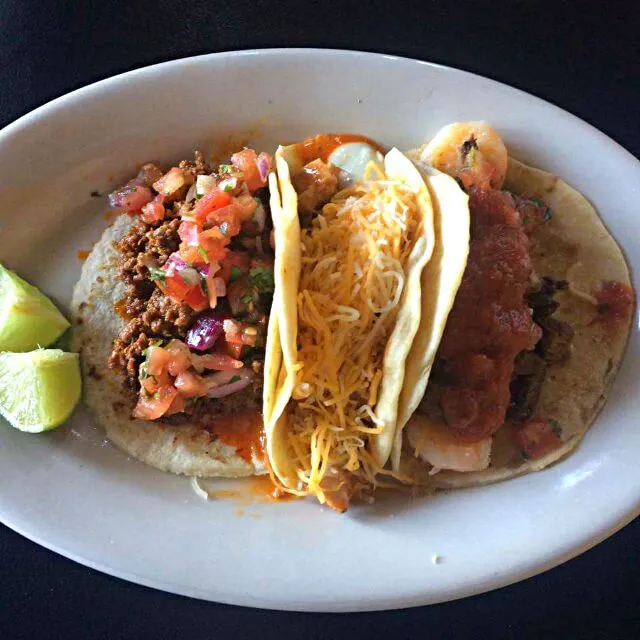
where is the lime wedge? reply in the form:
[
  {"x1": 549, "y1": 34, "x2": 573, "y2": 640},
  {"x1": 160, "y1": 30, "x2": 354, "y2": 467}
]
[
  {"x1": 0, "y1": 264, "x2": 70, "y2": 352},
  {"x1": 0, "y1": 350, "x2": 81, "y2": 433}
]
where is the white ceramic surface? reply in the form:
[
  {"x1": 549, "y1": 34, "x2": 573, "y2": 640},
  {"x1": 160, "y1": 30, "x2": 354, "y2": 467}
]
[{"x1": 0, "y1": 49, "x2": 638, "y2": 612}]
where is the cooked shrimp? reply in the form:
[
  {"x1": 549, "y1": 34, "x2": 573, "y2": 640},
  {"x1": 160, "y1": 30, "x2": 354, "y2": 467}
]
[
  {"x1": 421, "y1": 121, "x2": 508, "y2": 189},
  {"x1": 406, "y1": 413, "x2": 492, "y2": 472}
]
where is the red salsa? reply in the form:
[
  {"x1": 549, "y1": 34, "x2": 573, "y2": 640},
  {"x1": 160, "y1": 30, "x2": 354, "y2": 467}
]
[
  {"x1": 292, "y1": 133, "x2": 385, "y2": 164},
  {"x1": 436, "y1": 187, "x2": 541, "y2": 441},
  {"x1": 511, "y1": 419, "x2": 562, "y2": 459},
  {"x1": 595, "y1": 280, "x2": 634, "y2": 332}
]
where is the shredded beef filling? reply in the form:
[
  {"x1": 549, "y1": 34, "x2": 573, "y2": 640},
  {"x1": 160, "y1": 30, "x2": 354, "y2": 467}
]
[{"x1": 508, "y1": 277, "x2": 574, "y2": 421}]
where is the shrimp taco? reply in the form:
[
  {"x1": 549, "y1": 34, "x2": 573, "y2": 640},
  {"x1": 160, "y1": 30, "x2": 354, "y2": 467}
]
[
  {"x1": 264, "y1": 135, "x2": 439, "y2": 510},
  {"x1": 394, "y1": 122, "x2": 634, "y2": 488},
  {"x1": 72, "y1": 149, "x2": 283, "y2": 477}
]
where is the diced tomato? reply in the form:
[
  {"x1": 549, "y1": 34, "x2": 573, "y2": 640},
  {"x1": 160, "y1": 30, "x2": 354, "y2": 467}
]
[
  {"x1": 195, "y1": 353, "x2": 244, "y2": 371},
  {"x1": 209, "y1": 331, "x2": 245, "y2": 360},
  {"x1": 153, "y1": 167, "x2": 194, "y2": 199},
  {"x1": 178, "y1": 220, "x2": 200, "y2": 246},
  {"x1": 146, "y1": 346, "x2": 170, "y2": 376},
  {"x1": 165, "y1": 339, "x2": 192, "y2": 376},
  {"x1": 235, "y1": 193, "x2": 258, "y2": 221},
  {"x1": 183, "y1": 283, "x2": 209, "y2": 312},
  {"x1": 140, "y1": 194, "x2": 166, "y2": 224},
  {"x1": 165, "y1": 393, "x2": 186, "y2": 415},
  {"x1": 194, "y1": 189, "x2": 232, "y2": 224},
  {"x1": 205, "y1": 202, "x2": 243, "y2": 237},
  {"x1": 231, "y1": 148, "x2": 268, "y2": 192},
  {"x1": 512, "y1": 419, "x2": 562, "y2": 459},
  {"x1": 174, "y1": 370, "x2": 208, "y2": 397},
  {"x1": 141, "y1": 375, "x2": 159, "y2": 394},
  {"x1": 198, "y1": 229, "x2": 228, "y2": 261},
  {"x1": 108, "y1": 181, "x2": 154, "y2": 213},
  {"x1": 156, "y1": 271, "x2": 208, "y2": 311},
  {"x1": 156, "y1": 273, "x2": 188, "y2": 300},
  {"x1": 219, "y1": 251, "x2": 251, "y2": 284},
  {"x1": 133, "y1": 385, "x2": 178, "y2": 420},
  {"x1": 178, "y1": 244, "x2": 205, "y2": 266}
]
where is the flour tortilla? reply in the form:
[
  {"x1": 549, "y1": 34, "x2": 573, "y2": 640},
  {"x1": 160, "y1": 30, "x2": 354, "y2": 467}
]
[
  {"x1": 398, "y1": 157, "x2": 633, "y2": 488},
  {"x1": 391, "y1": 161, "x2": 470, "y2": 471},
  {"x1": 72, "y1": 191, "x2": 284, "y2": 477},
  {"x1": 266, "y1": 145, "x2": 435, "y2": 489}
]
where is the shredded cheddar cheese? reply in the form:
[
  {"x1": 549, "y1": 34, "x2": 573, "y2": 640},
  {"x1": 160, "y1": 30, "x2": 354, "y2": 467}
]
[{"x1": 283, "y1": 164, "x2": 421, "y2": 503}]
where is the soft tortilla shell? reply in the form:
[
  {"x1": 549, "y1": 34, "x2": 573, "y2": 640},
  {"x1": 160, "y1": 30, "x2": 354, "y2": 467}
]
[
  {"x1": 401, "y1": 157, "x2": 633, "y2": 489},
  {"x1": 370, "y1": 149, "x2": 435, "y2": 466},
  {"x1": 266, "y1": 145, "x2": 435, "y2": 487},
  {"x1": 71, "y1": 215, "x2": 265, "y2": 477},
  {"x1": 392, "y1": 161, "x2": 470, "y2": 471}
]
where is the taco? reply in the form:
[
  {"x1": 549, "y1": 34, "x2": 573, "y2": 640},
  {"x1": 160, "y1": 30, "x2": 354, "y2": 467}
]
[
  {"x1": 394, "y1": 122, "x2": 634, "y2": 488},
  {"x1": 72, "y1": 149, "x2": 284, "y2": 477},
  {"x1": 265, "y1": 135, "x2": 437, "y2": 510}
]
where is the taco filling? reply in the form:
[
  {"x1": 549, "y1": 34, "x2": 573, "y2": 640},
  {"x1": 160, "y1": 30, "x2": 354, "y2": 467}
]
[
  {"x1": 402, "y1": 122, "x2": 634, "y2": 477},
  {"x1": 267, "y1": 137, "x2": 435, "y2": 510},
  {"x1": 106, "y1": 149, "x2": 275, "y2": 434}
]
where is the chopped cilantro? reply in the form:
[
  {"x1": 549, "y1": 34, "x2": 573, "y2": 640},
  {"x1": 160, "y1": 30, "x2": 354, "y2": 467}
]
[
  {"x1": 196, "y1": 192, "x2": 204, "y2": 200},
  {"x1": 229, "y1": 375, "x2": 241, "y2": 384},
  {"x1": 197, "y1": 245, "x2": 210, "y2": 263},
  {"x1": 148, "y1": 267, "x2": 166, "y2": 284},
  {"x1": 239, "y1": 266, "x2": 275, "y2": 305},
  {"x1": 242, "y1": 346, "x2": 260, "y2": 361},
  {"x1": 248, "y1": 266, "x2": 275, "y2": 295},
  {"x1": 139, "y1": 362, "x2": 149, "y2": 379},
  {"x1": 240, "y1": 291, "x2": 254, "y2": 304},
  {"x1": 229, "y1": 265, "x2": 244, "y2": 283},
  {"x1": 219, "y1": 164, "x2": 233, "y2": 174}
]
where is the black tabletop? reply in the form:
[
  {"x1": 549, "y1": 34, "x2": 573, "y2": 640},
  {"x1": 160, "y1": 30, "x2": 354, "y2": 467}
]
[{"x1": 1, "y1": 2, "x2": 639, "y2": 638}]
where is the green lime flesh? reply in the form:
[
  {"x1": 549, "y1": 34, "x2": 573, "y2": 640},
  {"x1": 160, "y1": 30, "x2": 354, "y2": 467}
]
[
  {"x1": 0, "y1": 264, "x2": 70, "y2": 352},
  {"x1": 0, "y1": 349, "x2": 81, "y2": 433}
]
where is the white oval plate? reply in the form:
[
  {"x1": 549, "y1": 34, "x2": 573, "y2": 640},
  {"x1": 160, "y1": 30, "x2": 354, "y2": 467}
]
[{"x1": 0, "y1": 49, "x2": 638, "y2": 613}]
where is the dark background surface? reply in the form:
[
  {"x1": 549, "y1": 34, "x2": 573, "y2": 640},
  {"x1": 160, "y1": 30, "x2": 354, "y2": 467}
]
[{"x1": 1, "y1": 1, "x2": 639, "y2": 638}]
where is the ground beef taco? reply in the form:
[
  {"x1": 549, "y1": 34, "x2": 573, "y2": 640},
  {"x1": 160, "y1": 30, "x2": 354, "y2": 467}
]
[
  {"x1": 72, "y1": 149, "x2": 282, "y2": 477},
  {"x1": 395, "y1": 122, "x2": 634, "y2": 488}
]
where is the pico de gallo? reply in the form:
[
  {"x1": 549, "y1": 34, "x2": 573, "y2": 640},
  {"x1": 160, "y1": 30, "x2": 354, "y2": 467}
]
[{"x1": 107, "y1": 148, "x2": 276, "y2": 422}]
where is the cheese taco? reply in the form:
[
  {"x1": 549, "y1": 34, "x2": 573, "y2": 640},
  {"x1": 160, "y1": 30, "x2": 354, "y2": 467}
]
[
  {"x1": 264, "y1": 135, "x2": 440, "y2": 510},
  {"x1": 393, "y1": 122, "x2": 634, "y2": 487},
  {"x1": 72, "y1": 149, "x2": 284, "y2": 477}
]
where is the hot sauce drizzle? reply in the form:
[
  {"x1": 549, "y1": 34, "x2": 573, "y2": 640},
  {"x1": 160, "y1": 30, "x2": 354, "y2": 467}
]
[{"x1": 293, "y1": 133, "x2": 385, "y2": 163}]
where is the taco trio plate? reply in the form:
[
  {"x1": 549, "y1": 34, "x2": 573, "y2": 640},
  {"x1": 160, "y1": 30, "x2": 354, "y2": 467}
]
[{"x1": 72, "y1": 124, "x2": 634, "y2": 511}]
